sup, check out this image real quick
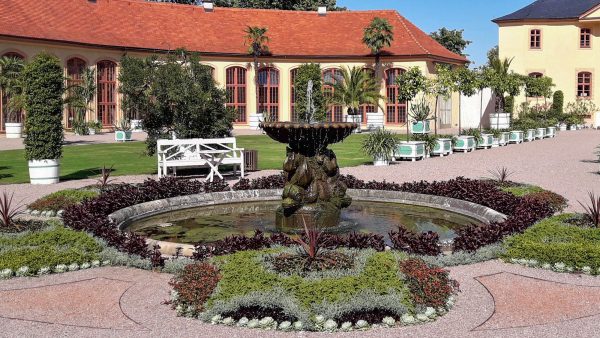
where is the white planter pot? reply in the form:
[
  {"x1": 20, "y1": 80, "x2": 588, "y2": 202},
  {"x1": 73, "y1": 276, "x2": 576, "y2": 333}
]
[
  {"x1": 535, "y1": 128, "x2": 546, "y2": 140},
  {"x1": 489, "y1": 113, "x2": 510, "y2": 129},
  {"x1": 249, "y1": 114, "x2": 263, "y2": 129},
  {"x1": 454, "y1": 136, "x2": 476, "y2": 152},
  {"x1": 372, "y1": 157, "x2": 389, "y2": 166},
  {"x1": 366, "y1": 113, "x2": 384, "y2": 130},
  {"x1": 546, "y1": 127, "x2": 556, "y2": 138},
  {"x1": 569, "y1": 125, "x2": 577, "y2": 131},
  {"x1": 395, "y1": 141, "x2": 427, "y2": 161},
  {"x1": 499, "y1": 132, "x2": 510, "y2": 146},
  {"x1": 88, "y1": 128, "x2": 96, "y2": 135},
  {"x1": 115, "y1": 130, "x2": 133, "y2": 142},
  {"x1": 28, "y1": 159, "x2": 60, "y2": 185},
  {"x1": 4, "y1": 122, "x2": 22, "y2": 139},
  {"x1": 345, "y1": 115, "x2": 362, "y2": 133},
  {"x1": 509, "y1": 131, "x2": 524, "y2": 144},
  {"x1": 130, "y1": 119, "x2": 143, "y2": 132},
  {"x1": 559, "y1": 124, "x2": 567, "y2": 131},
  {"x1": 477, "y1": 134, "x2": 494, "y2": 149},
  {"x1": 491, "y1": 138, "x2": 500, "y2": 148},
  {"x1": 525, "y1": 129, "x2": 536, "y2": 142},
  {"x1": 432, "y1": 138, "x2": 452, "y2": 156}
]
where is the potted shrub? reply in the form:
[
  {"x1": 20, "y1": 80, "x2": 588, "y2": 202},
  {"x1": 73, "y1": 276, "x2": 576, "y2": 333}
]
[
  {"x1": 361, "y1": 128, "x2": 398, "y2": 166},
  {"x1": 114, "y1": 120, "x2": 133, "y2": 142},
  {"x1": 485, "y1": 129, "x2": 502, "y2": 147},
  {"x1": 455, "y1": 128, "x2": 479, "y2": 152},
  {"x1": 0, "y1": 56, "x2": 25, "y2": 138},
  {"x1": 87, "y1": 121, "x2": 102, "y2": 135},
  {"x1": 23, "y1": 53, "x2": 64, "y2": 185},
  {"x1": 409, "y1": 98, "x2": 432, "y2": 134},
  {"x1": 410, "y1": 134, "x2": 438, "y2": 158},
  {"x1": 431, "y1": 134, "x2": 455, "y2": 157},
  {"x1": 509, "y1": 130, "x2": 524, "y2": 144}
]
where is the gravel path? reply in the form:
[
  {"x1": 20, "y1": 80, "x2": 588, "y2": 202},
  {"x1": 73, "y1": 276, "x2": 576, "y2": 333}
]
[{"x1": 1, "y1": 260, "x2": 600, "y2": 338}]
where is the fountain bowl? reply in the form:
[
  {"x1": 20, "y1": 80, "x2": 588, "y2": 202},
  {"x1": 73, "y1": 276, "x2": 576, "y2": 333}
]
[{"x1": 260, "y1": 122, "x2": 358, "y2": 154}]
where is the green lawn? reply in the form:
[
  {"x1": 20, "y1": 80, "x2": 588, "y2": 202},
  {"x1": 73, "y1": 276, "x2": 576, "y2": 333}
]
[{"x1": 0, "y1": 135, "x2": 371, "y2": 184}]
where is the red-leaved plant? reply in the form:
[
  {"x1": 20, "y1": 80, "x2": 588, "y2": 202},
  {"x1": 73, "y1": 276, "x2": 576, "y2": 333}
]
[
  {"x1": 399, "y1": 258, "x2": 459, "y2": 308},
  {"x1": 294, "y1": 216, "x2": 325, "y2": 259},
  {"x1": 0, "y1": 191, "x2": 24, "y2": 230},
  {"x1": 579, "y1": 191, "x2": 600, "y2": 227},
  {"x1": 169, "y1": 262, "x2": 221, "y2": 316}
]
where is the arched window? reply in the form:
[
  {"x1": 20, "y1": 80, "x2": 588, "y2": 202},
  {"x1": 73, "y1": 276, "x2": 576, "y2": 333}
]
[
  {"x1": 66, "y1": 58, "x2": 87, "y2": 128},
  {"x1": 385, "y1": 68, "x2": 407, "y2": 124},
  {"x1": 528, "y1": 72, "x2": 543, "y2": 78},
  {"x1": 1, "y1": 52, "x2": 25, "y2": 133},
  {"x1": 290, "y1": 68, "x2": 299, "y2": 122},
  {"x1": 323, "y1": 68, "x2": 343, "y2": 122},
  {"x1": 258, "y1": 67, "x2": 279, "y2": 121},
  {"x1": 96, "y1": 60, "x2": 117, "y2": 126},
  {"x1": 226, "y1": 67, "x2": 247, "y2": 123},
  {"x1": 359, "y1": 68, "x2": 377, "y2": 123},
  {"x1": 577, "y1": 72, "x2": 592, "y2": 98}
]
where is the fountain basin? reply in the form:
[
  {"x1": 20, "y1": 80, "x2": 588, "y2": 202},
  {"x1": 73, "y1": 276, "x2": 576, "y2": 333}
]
[
  {"x1": 111, "y1": 189, "x2": 506, "y2": 256},
  {"x1": 260, "y1": 122, "x2": 358, "y2": 154}
]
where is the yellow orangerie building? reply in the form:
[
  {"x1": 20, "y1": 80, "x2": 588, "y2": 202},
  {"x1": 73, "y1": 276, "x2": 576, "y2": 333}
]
[
  {"x1": 0, "y1": 0, "x2": 466, "y2": 133},
  {"x1": 494, "y1": 0, "x2": 600, "y2": 121}
]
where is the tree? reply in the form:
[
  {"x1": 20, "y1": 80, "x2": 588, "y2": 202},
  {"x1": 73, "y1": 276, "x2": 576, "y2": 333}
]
[
  {"x1": 293, "y1": 63, "x2": 326, "y2": 122},
  {"x1": 122, "y1": 50, "x2": 235, "y2": 155},
  {"x1": 485, "y1": 56, "x2": 523, "y2": 113},
  {"x1": 486, "y1": 45, "x2": 499, "y2": 66},
  {"x1": 523, "y1": 75, "x2": 554, "y2": 104},
  {"x1": 23, "y1": 53, "x2": 64, "y2": 161},
  {"x1": 429, "y1": 64, "x2": 457, "y2": 135},
  {"x1": 454, "y1": 66, "x2": 478, "y2": 133},
  {"x1": 119, "y1": 55, "x2": 155, "y2": 122},
  {"x1": 363, "y1": 17, "x2": 394, "y2": 80},
  {"x1": 395, "y1": 67, "x2": 428, "y2": 137},
  {"x1": 430, "y1": 28, "x2": 471, "y2": 56},
  {"x1": 552, "y1": 90, "x2": 564, "y2": 114},
  {"x1": 212, "y1": 0, "x2": 345, "y2": 10},
  {"x1": 327, "y1": 66, "x2": 384, "y2": 118},
  {"x1": 65, "y1": 67, "x2": 96, "y2": 134},
  {"x1": 244, "y1": 26, "x2": 270, "y2": 118},
  {"x1": 0, "y1": 56, "x2": 25, "y2": 123}
]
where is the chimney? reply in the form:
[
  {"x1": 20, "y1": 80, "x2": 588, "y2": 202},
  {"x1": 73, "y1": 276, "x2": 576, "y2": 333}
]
[
  {"x1": 318, "y1": 6, "x2": 327, "y2": 16},
  {"x1": 203, "y1": 0, "x2": 214, "y2": 12}
]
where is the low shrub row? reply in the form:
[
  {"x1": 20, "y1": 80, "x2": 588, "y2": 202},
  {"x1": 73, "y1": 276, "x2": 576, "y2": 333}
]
[
  {"x1": 503, "y1": 214, "x2": 600, "y2": 274},
  {"x1": 28, "y1": 189, "x2": 99, "y2": 212}
]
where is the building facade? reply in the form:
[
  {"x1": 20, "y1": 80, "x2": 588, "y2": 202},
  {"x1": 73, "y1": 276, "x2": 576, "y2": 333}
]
[
  {"x1": 494, "y1": 0, "x2": 600, "y2": 121},
  {"x1": 0, "y1": 0, "x2": 466, "y2": 133}
]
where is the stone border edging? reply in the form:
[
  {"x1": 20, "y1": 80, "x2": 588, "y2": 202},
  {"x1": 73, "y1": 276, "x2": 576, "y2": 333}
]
[{"x1": 108, "y1": 189, "x2": 506, "y2": 256}]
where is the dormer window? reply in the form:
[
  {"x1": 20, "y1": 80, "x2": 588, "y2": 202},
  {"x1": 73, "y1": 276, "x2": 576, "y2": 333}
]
[
  {"x1": 581, "y1": 28, "x2": 591, "y2": 48},
  {"x1": 530, "y1": 29, "x2": 541, "y2": 49}
]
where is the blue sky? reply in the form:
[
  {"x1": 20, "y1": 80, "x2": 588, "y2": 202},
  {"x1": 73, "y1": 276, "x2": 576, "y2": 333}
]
[{"x1": 338, "y1": 0, "x2": 533, "y2": 67}]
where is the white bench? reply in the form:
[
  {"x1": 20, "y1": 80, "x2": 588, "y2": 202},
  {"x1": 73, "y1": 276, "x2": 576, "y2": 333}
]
[{"x1": 157, "y1": 138, "x2": 244, "y2": 181}]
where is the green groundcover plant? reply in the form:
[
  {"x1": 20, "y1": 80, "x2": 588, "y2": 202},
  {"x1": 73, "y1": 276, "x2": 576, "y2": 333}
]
[
  {"x1": 503, "y1": 214, "x2": 600, "y2": 273},
  {"x1": 0, "y1": 225, "x2": 102, "y2": 272},
  {"x1": 29, "y1": 189, "x2": 99, "y2": 212}
]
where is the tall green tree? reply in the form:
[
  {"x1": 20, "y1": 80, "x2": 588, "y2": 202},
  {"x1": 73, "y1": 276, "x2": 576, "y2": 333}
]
[
  {"x1": 119, "y1": 55, "x2": 156, "y2": 122},
  {"x1": 293, "y1": 63, "x2": 326, "y2": 122},
  {"x1": 429, "y1": 64, "x2": 457, "y2": 135},
  {"x1": 454, "y1": 66, "x2": 479, "y2": 133},
  {"x1": 395, "y1": 67, "x2": 428, "y2": 137},
  {"x1": 23, "y1": 53, "x2": 64, "y2": 161},
  {"x1": 430, "y1": 28, "x2": 471, "y2": 56},
  {"x1": 485, "y1": 56, "x2": 523, "y2": 112},
  {"x1": 122, "y1": 50, "x2": 235, "y2": 155},
  {"x1": 362, "y1": 17, "x2": 394, "y2": 80},
  {"x1": 327, "y1": 66, "x2": 384, "y2": 117},
  {"x1": 244, "y1": 26, "x2": 270, "y2": 117},
  {"x1": 0, "y1": 56, "x2": 25, "y2": 123},
  {"x1": 213, "y1": 0, "x2": 345, "y2": 10}
]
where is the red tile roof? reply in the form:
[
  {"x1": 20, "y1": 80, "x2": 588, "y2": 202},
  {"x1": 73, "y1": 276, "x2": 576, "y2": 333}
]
[{"x1": 0, "y1": 0, "x2": 467, "y2": 63}]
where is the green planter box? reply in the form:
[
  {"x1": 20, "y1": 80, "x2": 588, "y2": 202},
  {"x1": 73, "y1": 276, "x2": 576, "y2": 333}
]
[
  {"x1": 509, "y1": 130, "x2": 524, "y2": 144},
  {"x1": 525, "y1": 129, "x2": 536, "y2": 142},
  {"x1": 410, "y1": 120, "x2": 431, "y2": 134},
  {"x1": 476, "y1": 134, "x2": 494, "y2": 149},
  {"x1": 432, "y1": 138, "x2": 453, "y2": 157},
  {"x1": 394, "y1": 141, "x2": 426, "y2": 161},
  {"x1": 115, "y1": 130, "x2": 133, "y2": 142},
  {"x1": 454, "y1": 136, "x2": 476, "y2": 152},
  {"x1": 535, "y1": 128, "x2": 546, "y2": 140}
]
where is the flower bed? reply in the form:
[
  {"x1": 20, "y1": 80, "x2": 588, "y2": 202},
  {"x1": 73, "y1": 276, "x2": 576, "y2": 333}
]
[
  {"x1": 169, "y1": 248, "x2": 458, "y2": 332},
  {"x1": 503, "y1": 214, "x2": 600, "y2": 275},
  {"x1": 63, "y1": 175, "x2": 560, "y2": 260},
  {"x1": 28, "y1": 189, "x2": 99, "y2": 213}
]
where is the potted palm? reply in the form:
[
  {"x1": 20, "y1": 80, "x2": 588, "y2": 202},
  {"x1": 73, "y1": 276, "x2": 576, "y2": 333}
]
[
  {"x1": 409, "y1": 97, "x2": 432, "y2": 134},
  {"x1": 114, "y1": 119, "x2": 133, "y2": 142},
  {"x1": 65, "y1": 68, "x2": 96, "y2": 136},
  {"x1": 0, "y1": 56, "x2": 25, "y2": 138},
  {"x1": 23, "y1": 53, "x2": 64, "y2": 184},
  {"x1": 361, "y1": 128, "x2": 398, "y2": 166},
  {"x1": 87, "y1": 120, "x2": 102, "y2": 135},
  {"x1": 327, "y1": 66, "x2": 383, "y2": 133}
]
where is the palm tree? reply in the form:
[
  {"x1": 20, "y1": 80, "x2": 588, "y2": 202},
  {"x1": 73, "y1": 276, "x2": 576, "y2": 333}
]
[
  {"x1": 244, "y1": 26, "x2": 270, "y2": 119},
  {"x1": 65, "y1": 68, "x2": 96, "y2": 129},
  {"x1": 326, "y1": 66, "x2": 384, "y2": 125},
  {"x1": 488, "y1": 56, "x2": 514, "y2": 112},
  {"x1": 0, "y1": 56, "x2": 25, "y2": 123},
  {"x1": 362, "y1": 17, "x2": 394, "y2": 80}
]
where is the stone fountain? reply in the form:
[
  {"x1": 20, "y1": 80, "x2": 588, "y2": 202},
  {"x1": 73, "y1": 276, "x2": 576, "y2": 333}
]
[{"x1": 260, "y1": 80, "x2": 358, "y2": 229}]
